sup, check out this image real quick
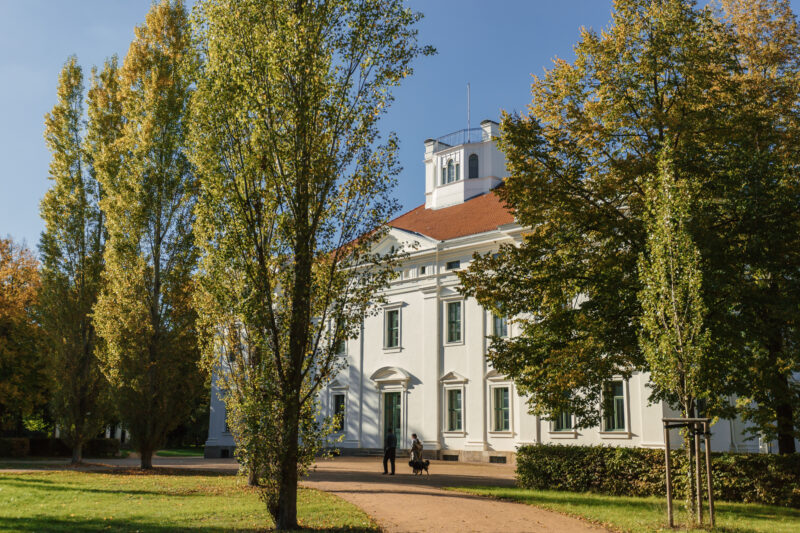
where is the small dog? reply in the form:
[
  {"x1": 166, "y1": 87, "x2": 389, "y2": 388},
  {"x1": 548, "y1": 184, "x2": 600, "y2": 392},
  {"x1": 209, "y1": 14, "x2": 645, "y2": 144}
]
[{"x1": 409, "y1": 459, "x2": 430, "y2": 477}]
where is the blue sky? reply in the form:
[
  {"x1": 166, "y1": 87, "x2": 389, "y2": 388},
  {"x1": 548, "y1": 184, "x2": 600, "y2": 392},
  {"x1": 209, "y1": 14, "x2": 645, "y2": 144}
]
[{"x1": 2, "y1": 1, "x2": 792, "y2": 250}]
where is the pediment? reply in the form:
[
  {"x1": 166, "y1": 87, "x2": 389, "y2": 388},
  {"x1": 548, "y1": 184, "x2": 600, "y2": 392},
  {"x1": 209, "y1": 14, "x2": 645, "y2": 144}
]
[
  {"x1": 486, "y1": 369, "x2": 509, "y2": 382},
  {"x1": 440, "y1": 371, "x2": 468, "y2": 384},
  {"x1": 329, "y1": 378, "x2": 348, "y2": 390},
  {"x1": 372, "y1": 228, "x2": 436, "y2": 256},
  {"x1": 369, "y1": 366, "x2": 410, "y2": 385}
]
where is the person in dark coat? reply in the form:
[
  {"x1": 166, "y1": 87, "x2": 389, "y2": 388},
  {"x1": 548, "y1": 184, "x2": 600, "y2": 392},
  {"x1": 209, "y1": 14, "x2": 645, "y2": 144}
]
[{"x1": 382, "y1": 428, "x2": 397, "y2": 475}]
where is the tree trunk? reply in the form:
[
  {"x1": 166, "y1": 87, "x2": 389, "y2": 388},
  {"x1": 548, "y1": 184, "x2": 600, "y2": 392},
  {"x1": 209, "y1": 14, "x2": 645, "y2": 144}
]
[
  {"x1": 275, "y1": 397, "x2": 300, "y2": 530},
  {"x1": 248, "y1": 465, "x2": 259, "y2": 487},
  {"x1": 775, "y1": 398, "x2": 796, "y2": 454},
  {"x1": 71, "y1": 442, "x2": 83, "y2": 465},
  {"x1": 140, "y1": 446, "x2": 154, "y2": 469},
  {"x1": 684, "y1": 431, "x2": 696, "y2": 525}
]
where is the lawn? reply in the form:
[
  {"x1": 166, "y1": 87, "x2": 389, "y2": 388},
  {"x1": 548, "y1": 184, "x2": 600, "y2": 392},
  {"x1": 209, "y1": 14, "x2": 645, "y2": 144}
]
[
  {"x1": 155, "y1": 447, "x2": 205, "y2": 457},
  {"x1": 447, "y1": 486, "x2": 800, "y2": 533},
  {"x1": 0, "y1": 469, "x2": 378, "y2": 532}
]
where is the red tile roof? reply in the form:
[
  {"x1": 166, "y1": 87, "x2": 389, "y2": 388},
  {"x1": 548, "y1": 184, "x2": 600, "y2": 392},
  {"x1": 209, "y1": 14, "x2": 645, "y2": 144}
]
[{"x1": 389, "y1": 190, "x2": 515, "y2": 241}]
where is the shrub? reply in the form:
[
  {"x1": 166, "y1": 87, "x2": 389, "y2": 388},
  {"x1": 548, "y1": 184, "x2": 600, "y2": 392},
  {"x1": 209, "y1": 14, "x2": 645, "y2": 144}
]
[
  {"x1": 0, "y1": 437, "x2": 30, "y2": 457},
  {"x1": 84, "y1": 438, "x2": 120, "y2": 458},
  {"x1": 28, "y1": 438, "x2": 70, "y2": 457},
  {"x1": 516, "y1": 444, "x2": 800, "y2": 508}
]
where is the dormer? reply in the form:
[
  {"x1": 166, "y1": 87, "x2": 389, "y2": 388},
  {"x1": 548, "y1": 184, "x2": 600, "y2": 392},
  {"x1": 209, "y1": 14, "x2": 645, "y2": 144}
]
[{"x1": 423, "y1": 119, "x2": 507, "y2": 210}]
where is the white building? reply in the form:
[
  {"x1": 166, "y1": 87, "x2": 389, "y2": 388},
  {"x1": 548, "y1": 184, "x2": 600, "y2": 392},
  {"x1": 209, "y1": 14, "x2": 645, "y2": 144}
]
[{"x1": 205, "y1": 120, "x2": 770, "y2": 461}]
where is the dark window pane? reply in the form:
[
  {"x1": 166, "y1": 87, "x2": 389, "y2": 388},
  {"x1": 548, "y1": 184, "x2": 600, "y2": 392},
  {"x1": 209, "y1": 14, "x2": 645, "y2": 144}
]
[{"x1": 468, "y1": 154, "x2": 479, "y2": 179}]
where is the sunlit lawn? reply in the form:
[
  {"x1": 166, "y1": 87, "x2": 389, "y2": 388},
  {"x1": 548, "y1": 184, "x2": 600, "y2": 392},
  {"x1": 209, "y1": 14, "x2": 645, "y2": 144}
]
[
  {"x1": 155, "y1": 447, "x2": 205, "y2": 457},
  {"x1": 0, "y1": 469, "x2": 378, "y2": 532},
  {"x1": 447, "y1": 486, "x2": 800, "y2": 533}
]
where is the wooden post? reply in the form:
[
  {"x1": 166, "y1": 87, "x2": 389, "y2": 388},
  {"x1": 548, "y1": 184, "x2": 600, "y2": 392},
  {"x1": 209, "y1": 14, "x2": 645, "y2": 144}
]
[
  {"x1": 694, "y1": 424, "x2": 703, "y2": 525},
  {"x1": 704, "y1": 421, "x2": 715, "y2": 528},
  {"x1": 664, "y1": 425, "x2": 673, "y2": 528}
]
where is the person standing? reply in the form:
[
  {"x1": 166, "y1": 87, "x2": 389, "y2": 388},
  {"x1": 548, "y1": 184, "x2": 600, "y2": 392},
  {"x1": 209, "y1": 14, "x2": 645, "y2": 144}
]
[
  {"x1": 410, "y1": 433, "x2": 423, "y2": 474},
  {"x1": 383, "y1": 428, "x2": 397, "y2": 475}
]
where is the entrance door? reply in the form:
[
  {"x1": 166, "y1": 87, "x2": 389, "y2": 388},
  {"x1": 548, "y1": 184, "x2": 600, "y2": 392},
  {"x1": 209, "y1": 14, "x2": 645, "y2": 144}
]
[{"x1": 383, "y1": 392, "x2": 401, "y2": 440}]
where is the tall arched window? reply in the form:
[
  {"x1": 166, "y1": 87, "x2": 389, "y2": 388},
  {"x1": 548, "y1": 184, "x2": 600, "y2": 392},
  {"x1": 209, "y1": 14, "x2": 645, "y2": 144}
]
[
  {"x1": 447, "y1": 160, "x2": 454, "y2": 183},
  {"x1": 468, "y1": 154, "x2": 479, "y2": 179}
]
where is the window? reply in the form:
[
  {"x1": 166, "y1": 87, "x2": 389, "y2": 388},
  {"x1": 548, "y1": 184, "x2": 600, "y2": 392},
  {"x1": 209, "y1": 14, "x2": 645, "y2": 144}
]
[
  {"x1": 468, "y1": 154, "x2": 479, "y2": 179},
  {"x1": 553, "y1": 410, "x2": 572, "y2": 432},
  {"x1": 445, "y1": 260, "x2": 460, "y2": 270},
  {"x1": 492, "y1": 314, "x2": 508, "y2": 337},
  {"x1": 441, "y1": 166, "x2": 446, "y2": 184},
  {"x1": 447, "y1": 389, "x2": 462, "y2": 431},
  {"x1": 447, "y1": 160, "x2": 454, "y2": 183},
  {"x1": 493, "y1": 387, "x2": 510, "y2": 431},
  {"x1": 331, "y1": 318, "x2": 346, "y2": 354},
  {"x1": 446, "y1": 301, "x2": 462, "y2": 343},
  {"x1": 385, "y1": 309, "x2": 400, "y2": 348},
  {"x1": 333, "y1": 394, "x2": 345, "y2": 432},
  {"x1": 419, "y1": 265, "x2": 427, "y2": 275},
  {"x1": 603, "y1": 381, "x2": 626, "y2": 432}
]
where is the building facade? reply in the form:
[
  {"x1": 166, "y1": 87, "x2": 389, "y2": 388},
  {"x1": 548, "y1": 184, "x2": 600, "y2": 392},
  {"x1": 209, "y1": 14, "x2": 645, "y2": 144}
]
[{"x1": 205, "y1": 120, "x2": 770, "y2": 461}]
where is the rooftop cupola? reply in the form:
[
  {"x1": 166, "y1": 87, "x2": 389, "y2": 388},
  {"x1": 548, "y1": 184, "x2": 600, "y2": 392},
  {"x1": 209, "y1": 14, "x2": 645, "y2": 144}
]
[{"x1": 422, "y1": 119, "x2": 507, "y2": 210}]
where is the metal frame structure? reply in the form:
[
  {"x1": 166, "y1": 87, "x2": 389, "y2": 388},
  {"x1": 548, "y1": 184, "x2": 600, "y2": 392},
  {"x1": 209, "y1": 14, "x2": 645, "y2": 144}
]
[{"x1": 662, "y1": 417, "x2": 715, "y2": 528}]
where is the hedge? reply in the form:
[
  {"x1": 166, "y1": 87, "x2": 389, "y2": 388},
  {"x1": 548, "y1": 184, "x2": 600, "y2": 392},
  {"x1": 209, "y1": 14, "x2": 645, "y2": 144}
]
[
  {"x1": 84, "y1": 438, "x2": 120, "y2": 458},
  {"x1": 0, "y1": 437, "x2": 30, "y2": 457},
  {"x1": 29, "y1": 437, "x2": 71, "y2": 457},
  {"x1": 11, "y1": 438, "x2": 120, "y2": 458},
  {"x1": 516, "y1": 444, "x2": 800, "y2": 508}
]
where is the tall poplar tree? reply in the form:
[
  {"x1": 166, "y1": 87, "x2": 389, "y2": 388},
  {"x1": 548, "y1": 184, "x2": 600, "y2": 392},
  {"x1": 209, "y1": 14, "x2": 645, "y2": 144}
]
[
  {"x1": 39, "y1": 56, "x2": 109, "y2": 464},
  {"x1": 190, "y1": 0, "x2": 431, "y2": 527},
  {"x1": 638, "y1": 143, "x2": 709, "y2": 522},
  {"x1": 94, "y1": 0, "x2": 203, "y2": 469}
]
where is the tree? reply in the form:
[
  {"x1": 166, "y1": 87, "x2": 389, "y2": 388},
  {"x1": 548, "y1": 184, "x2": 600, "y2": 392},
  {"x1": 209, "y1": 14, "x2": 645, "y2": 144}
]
[
  {"x1": 710, "y1": 0, "x2": 800, "y2": 454},
  {"x1": 189, "y1": 0, "x2": 431, "y2": 527},
  {"x1": 460, "y1": 0, "x2": 730, "y2": 427},
  {"x1": 39, "y1": 56, "x2": 109, "y2": 463},
  {"x1": 459, "y1": 0, "x2": 800, "y2": 450},
  {"x1": 93, "y1": 0, "x2": 204, "y2": 469},
  {"x1": 638, "y1": 143, "x2": 709, "y2": 522},
  {"x1": 0, "y1": 238, "x2": 45, "y2": 433}
]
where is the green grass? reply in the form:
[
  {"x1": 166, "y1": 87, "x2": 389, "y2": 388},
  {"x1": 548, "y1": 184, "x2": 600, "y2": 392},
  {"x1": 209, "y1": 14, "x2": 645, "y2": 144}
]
[
  {"x1": 447, "y1": 486, "x2": 800, "y2": 533},
  {"x1": 155, "y1": 447, "x2": 204, "y2": 457},
  {"x1": 0, "y1": 469, "x2": 378, "y2": 532}
]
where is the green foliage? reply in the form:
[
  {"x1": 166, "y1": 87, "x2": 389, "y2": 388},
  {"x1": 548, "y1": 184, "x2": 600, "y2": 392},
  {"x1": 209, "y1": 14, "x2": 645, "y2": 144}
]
[
  {"x1": 189, "y1": 0, "x2": 431, "y2": 527},
  {"x1": 39, "y1": 55, "x2": 110, "y2": 463},
  {"x1": 516, "y1": 444, "x2": 800, "y2": 508},
  {"x1": 638, "y1": 143, "x2": 711, "y2": 415},
  {"x1": 93, "y1": 0, "x2": 204, "y2": 469}
]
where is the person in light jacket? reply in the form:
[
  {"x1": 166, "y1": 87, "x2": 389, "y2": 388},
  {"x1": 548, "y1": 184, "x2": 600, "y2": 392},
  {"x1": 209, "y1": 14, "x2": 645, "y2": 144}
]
[{"x1": 410, "y1": 433, "x2": 423, "y2": 473}]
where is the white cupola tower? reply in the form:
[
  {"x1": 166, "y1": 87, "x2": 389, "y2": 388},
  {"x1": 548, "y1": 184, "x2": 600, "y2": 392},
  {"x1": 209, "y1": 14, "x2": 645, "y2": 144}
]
[{"x1": 423, "y1": 119, "x2": 508, "y2": 210}]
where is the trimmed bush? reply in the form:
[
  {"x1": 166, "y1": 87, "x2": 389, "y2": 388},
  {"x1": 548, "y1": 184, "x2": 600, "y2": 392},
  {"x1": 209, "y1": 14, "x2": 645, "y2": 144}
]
[
  {"x1": 28, "y1": 438, "x2": 71, "y2": 457},
  {"x1": 516, "y1": 444, "x2": 800, "y2": 508},
  {"x1": 0, "y1": 437, "x2": 30, "y2": 457},
  {"x1": 84, "y1": 438, "x2": 120, "y2": 458}
]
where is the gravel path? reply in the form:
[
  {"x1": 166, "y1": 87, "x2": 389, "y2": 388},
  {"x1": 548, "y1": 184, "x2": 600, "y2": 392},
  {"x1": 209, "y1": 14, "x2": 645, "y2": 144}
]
[{"x1": 302, "y1": 456, "x2": 606, "y2": 533}]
